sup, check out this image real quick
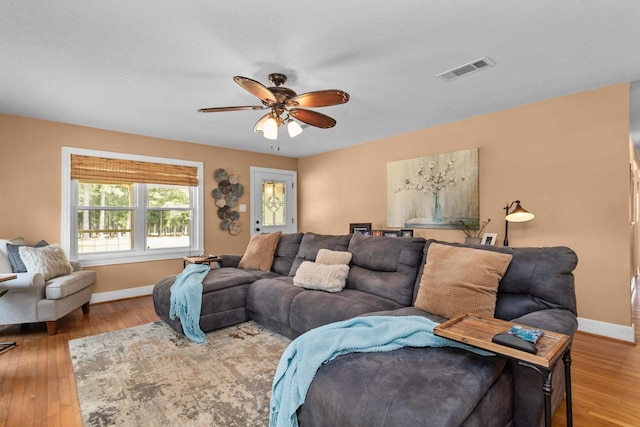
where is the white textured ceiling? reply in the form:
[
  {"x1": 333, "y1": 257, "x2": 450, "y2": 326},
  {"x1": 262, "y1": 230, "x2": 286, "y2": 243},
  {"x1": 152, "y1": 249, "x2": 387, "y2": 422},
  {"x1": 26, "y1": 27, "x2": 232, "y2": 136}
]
[{"x1": 2, "y1": 1, "x2": 640, "y2": 158}]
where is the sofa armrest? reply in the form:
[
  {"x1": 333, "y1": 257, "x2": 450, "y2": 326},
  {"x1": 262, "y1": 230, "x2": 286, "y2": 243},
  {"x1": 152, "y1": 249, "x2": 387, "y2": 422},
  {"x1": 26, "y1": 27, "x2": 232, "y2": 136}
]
[
  {"x1": 219, "y1": 254, "x2": 242, "y2": 268},
  {"x1": 510, "y1": 308, "x2": 578, "y2": 337},
  {"x1": 0, "y1": 272, "x2": 46, "y2": 292}
]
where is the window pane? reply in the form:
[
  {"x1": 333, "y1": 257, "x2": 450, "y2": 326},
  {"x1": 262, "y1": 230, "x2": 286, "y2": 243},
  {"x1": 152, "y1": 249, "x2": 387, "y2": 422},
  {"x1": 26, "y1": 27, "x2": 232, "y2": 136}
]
[
  {"x1": 262, "y1": 180, "x2": 286, "y2": 226},
  {"x1": 79, "y1": 183, "x2": 132, "y2": 207},
  {"x1": 77, "y1": 209, "x2": 132, "y2": 253},
  {"x1": 146, "y1": 210, "x2": 191, "y2": 249},
  {"x1": 147, "y1": 185, "x2": 190, "y2": 208}
]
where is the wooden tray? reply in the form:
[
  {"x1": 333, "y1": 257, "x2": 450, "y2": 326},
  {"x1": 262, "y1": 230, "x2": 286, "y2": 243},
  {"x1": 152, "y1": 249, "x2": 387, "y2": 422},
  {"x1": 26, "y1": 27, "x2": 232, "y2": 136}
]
[{"x1": 434, "y1": 313, "x2": 570, "y2": 368}]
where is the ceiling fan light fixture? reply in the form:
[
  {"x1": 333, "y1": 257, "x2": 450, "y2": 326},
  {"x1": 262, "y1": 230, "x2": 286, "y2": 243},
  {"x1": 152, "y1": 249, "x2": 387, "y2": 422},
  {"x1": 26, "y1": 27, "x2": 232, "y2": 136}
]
[
  {"x1": 263, "y1": 117, "x2": 278, "y2": 140},
  {"x1": 287, "y1": 120, "x2": 303, "y2": 138}
]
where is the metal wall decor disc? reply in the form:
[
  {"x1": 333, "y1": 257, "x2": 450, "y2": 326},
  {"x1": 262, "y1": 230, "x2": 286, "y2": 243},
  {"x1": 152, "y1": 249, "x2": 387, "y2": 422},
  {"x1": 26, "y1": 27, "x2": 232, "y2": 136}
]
[
  {"x1": 220, "y1": 220, "x2": 231, "y2": 231},
  {"x1": 217, "y1": 206, "x2": 230, "y2": 219},
  {"x1": 231, "y1": 183, "x2": 245, "y2": 197},
  {"x1": 225, "y1": 193, "x2": 238, "y2": 208},
  {"x1": 228, "y1": 174, "x2": 239, "y2": 184},
  {"x1": 214, "y1": 168, "x2": 228, "y2": 182},
  {"x1": 212, "y1": 188, "x2": 223, "y2": 199},
  {"x1": 215, "y1": 198, "x2": 227, "y2": 208},
  {"x1": 219, "y1": 180, "x2": 232, "y2": 194},
  {"x1": 229, "y1": 221, "x2": 242, "y2": 235},
  {"x1": 228, "y1": 210, "x2": 240, "y2": 221}
]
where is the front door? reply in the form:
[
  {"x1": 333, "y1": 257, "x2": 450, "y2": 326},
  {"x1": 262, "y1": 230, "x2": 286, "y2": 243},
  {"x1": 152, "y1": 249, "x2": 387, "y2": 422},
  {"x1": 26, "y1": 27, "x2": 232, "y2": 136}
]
[{"x1": 250, "y1": 167, "x2": 297, "y2": 236}]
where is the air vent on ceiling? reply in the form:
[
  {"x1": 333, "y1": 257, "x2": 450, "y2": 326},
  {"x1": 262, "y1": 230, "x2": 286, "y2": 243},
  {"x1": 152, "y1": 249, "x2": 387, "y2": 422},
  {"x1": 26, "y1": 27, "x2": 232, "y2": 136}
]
[{"x1": 436, "y1": 57, "x2": 495, "y2": 82}]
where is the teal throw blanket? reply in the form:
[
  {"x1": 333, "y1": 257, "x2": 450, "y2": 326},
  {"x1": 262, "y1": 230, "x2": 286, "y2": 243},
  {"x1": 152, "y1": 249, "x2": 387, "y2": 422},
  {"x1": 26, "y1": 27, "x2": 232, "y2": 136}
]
[
  {"x1": 169, "y1": 263, "x2": 210, "y2": 344},
  {"x1": 269, "y1": 315, "x2": 494, "y2": 427}
]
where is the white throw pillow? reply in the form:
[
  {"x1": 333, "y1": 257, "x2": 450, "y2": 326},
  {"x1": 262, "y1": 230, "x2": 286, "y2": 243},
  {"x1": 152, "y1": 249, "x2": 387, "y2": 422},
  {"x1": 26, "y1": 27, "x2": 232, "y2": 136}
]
[
  {"x1": 19, "y1": 244, "x2": 73, "y2": 281},
  {"x1": 293, "y1": 261, "x2": 350, "y2": 293},
  {"x1": 315, "y1": 248, "x2": 352, "y2": 266}
]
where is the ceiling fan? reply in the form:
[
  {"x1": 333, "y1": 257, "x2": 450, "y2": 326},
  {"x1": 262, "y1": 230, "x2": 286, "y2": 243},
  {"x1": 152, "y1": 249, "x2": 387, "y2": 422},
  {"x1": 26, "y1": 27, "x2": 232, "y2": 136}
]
[{"x1": 197, "y1": 73, "x2": 350, "y2": 140}]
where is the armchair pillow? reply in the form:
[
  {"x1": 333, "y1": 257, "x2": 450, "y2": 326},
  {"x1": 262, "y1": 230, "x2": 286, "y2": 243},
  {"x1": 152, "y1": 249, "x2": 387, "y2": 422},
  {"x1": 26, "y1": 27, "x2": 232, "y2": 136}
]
[
  {"x1": 19, "y1": 244, "x2": 73, "y2": 281},
  {"x1": 238, "y1": 231, "x2": 282, "y2": 272},
  {"x1": 0, "y1": 238, "x2": 23, "y2": 273},
  {"x1": 414, "y1": 243, "x2": 513, "y2": 318},
  {"x1": 6, "y1": 240, "x2": 48, "y2": 273}
]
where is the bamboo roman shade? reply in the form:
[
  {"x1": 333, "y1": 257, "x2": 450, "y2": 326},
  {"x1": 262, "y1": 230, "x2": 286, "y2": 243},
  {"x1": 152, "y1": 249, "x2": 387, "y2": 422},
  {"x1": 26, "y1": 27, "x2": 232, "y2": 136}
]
[{"x1": 70, "y1": 155, "x2": 199, "y2": 186}]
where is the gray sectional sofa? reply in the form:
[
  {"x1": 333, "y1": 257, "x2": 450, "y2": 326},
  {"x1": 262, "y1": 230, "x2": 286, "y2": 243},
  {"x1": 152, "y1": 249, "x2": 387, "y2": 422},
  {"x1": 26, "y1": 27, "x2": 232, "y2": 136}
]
[{"x1": 153, "y1": 232, "x2": 578, "y2": 427}]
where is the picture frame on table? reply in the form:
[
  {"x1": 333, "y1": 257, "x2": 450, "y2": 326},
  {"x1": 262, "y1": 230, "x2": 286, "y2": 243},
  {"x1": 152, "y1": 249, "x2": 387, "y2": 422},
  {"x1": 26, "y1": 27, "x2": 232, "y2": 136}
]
[
  {"x1": 481, "y1": 232, "x2": 498, "y2": 245},
  {"x1": 372, "y1": 230, "x2": 383, "y2": 236},
  {"x1": 350, "y1": 223, "x2": 372, "y2": 235},
  {"x1": 400, "y1": 229, "x2": 414, "y2": 237}
]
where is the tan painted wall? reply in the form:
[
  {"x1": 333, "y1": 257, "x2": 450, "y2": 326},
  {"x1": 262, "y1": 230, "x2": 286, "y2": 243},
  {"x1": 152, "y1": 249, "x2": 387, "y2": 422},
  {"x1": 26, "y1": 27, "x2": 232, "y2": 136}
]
[
  {"x1": 0, "y1": 113, "x2": 297, "y2": 294},
  {"x1": 0, "y1": 84, "x2": 633, "y2": 328},
  {"x1": 298, "y1": 84, "x2": 632, "y2": 327}
]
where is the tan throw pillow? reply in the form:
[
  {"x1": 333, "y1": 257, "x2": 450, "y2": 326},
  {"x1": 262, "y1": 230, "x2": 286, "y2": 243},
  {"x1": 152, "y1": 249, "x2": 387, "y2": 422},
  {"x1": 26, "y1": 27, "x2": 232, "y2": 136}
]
[
  {"x1": 293, "y1": 261, "x2": 350, "y2": 293},
  {"x1": 315, "y1": 248, "x2": 352, "y2": 265},
  {"x1": 238, "y1": 231, "x2": 282, "y2": 272},
  {"x1": 414, "y1": 243, "x2": 513, "y2": 319},
  {"x1": 18, "y1": 244, "x2": 73, "y2": 281}
]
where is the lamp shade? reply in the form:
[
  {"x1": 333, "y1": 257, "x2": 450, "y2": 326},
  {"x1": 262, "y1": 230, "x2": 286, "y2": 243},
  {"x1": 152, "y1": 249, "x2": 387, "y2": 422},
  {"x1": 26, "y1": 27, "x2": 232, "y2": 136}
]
[
  {"x1": 287, "y1": 120, "x2": 303, "y2": 138},
  {"x1": 263, "y1": 117, "x2": 278, "y2": 140},
  {"x1": 505, "y1": 203, "x2": 535, "y2": 222}
]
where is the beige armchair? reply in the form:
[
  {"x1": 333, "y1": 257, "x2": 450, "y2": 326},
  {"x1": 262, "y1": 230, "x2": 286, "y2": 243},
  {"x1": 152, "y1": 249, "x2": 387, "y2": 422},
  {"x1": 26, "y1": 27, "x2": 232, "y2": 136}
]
[{"x1": 0, "y1": 239, "x2": 95, "y2": 334}]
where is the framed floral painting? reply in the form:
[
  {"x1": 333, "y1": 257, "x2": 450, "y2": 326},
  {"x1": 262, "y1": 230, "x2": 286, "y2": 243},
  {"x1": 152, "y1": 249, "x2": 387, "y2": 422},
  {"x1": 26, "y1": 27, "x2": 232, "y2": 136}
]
[{"x1": 387, "y1": 148, "x2": 479, "y2": 229}]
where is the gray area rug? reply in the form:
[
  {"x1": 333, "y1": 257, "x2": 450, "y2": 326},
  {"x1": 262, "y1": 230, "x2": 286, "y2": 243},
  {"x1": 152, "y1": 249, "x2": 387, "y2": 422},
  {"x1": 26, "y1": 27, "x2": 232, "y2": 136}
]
[{"x1": 69, "y1": 321, "x2": 291, "y2": 426}]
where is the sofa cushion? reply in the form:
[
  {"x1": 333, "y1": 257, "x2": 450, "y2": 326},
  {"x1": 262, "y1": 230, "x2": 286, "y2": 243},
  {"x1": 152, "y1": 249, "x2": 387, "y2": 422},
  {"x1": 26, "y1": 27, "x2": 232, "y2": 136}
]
[
  {"x1": 299, "y1": 344, "x2": 507, "y2": 427},
  {"x1": 238, "y1": 231, "x2": 282, "y2": 272},
  {"x1": 315, "y1": 249, "x2": 352, "y2": 265},
  {"x1": 45, "y1": 270, "x2": 96, "y2": 300},
  {"x1": 19, "y1": 244, "x2": 73, "y2": 281},
  {"x1": 272, "y1": 233, "x2": 304, "y2": 276},
  {"x1": 418, "y1": 240, "x2": 578, "y2": 320},
  {"x1": 289, "y1": 289, "x2": 403, "y2": 336},
  {"x1": 293, "y1": 261, "x2": 350, "y2": 293},
  {"x1": 246, "y1": 277, "x2": 306, "y2": 333},
  {"x1": 346, "y1": 233, "x2": 426, "y2": 306},
  {"x1": 6, "y1": 240, "x2": 48, "y2": 273},
  {"x1": 414, "y1": 243, "x2": 513, "y2": 319},
  {"x1": 288, "y1": 233, "x2": 352, "y2": 275}
]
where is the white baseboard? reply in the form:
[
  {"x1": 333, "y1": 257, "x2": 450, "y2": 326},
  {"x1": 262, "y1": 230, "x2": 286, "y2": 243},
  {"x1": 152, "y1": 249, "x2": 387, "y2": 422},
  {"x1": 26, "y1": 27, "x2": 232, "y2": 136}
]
[
  {"x1": 578, "y1": 317, "x2": 636, "y2": 343},
  {"x1": 90, "y1": 285, "x2": 155, "y2": 304}
]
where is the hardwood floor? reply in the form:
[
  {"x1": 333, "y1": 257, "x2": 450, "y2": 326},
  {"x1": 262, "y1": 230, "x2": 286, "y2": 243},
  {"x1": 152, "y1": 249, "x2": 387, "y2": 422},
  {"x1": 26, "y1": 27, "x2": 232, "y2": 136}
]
[{"x1": 1, "y1": 295, "x2": 638, "y2": 427}]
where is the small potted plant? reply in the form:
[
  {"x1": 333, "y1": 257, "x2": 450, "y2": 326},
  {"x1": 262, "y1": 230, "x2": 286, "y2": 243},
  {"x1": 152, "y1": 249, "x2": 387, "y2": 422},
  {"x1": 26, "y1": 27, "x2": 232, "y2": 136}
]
[{"x1": 455, "y1": 218, "x2": 491, "y2": 244}]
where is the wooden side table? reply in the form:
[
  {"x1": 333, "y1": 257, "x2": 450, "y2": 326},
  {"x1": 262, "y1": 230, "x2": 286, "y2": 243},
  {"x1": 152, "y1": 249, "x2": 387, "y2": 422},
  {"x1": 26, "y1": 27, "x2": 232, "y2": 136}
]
[
  {"x1": 434, "y1": 313, "x2": 572, "y2": 427},
  {"x1": 182, "y1": 255, "x2": 222, "y2": 269}
]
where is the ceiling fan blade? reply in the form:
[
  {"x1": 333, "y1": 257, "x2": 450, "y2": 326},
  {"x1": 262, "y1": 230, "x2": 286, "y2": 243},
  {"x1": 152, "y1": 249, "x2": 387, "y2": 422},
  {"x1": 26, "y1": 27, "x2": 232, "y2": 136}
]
[
  {"x1": 197, "y1": 106, "x2": 265, "y2": 113},
  {"x1": 233, "y1": 76, "x2": 277, "y2": 104},
  {"x1": 289, "y1": 108, "x2": 337, "y2": 129},
  {"x1": 253, "y1": 113, "x2": 272, "y2": 132},
  {"x1": 286, "y1": 90, "x2": 350, "y2": 108}
]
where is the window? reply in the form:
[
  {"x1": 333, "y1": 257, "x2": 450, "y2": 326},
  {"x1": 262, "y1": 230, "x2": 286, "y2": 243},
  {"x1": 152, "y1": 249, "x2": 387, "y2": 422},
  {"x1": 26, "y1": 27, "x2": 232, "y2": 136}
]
[
  {"x1": 262, "y1": 180, "x2": 287, "y2": 227},
  {"x1": 62, "y1": 148, "x2": 203, "y2": 266}
]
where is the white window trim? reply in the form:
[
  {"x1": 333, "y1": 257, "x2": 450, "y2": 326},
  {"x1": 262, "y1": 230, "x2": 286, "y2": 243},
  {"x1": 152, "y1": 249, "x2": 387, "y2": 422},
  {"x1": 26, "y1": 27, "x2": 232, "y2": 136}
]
[{"x1": 62, "y1": 147, "x2": 204, "y2": 267}]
